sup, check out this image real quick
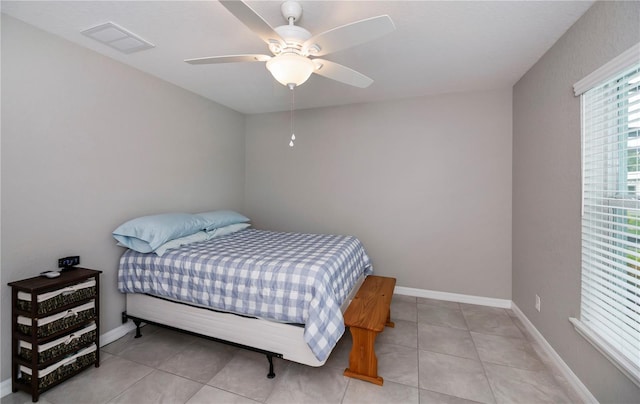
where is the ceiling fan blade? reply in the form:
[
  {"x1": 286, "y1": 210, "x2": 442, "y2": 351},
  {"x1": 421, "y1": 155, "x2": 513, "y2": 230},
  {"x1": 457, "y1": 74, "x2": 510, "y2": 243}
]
[
  {"x1": 185, "y1": 54, "x2": 271, "y2": 65},
  {"x1": 303, "y1": 15, "x2": 395, "y2": 57},
  {"x1": 219, "y1": 0, "x2": 284, "y2": 46},
  {"x1": 312, "y1": 59, "x2": 373, "y2": 88}
]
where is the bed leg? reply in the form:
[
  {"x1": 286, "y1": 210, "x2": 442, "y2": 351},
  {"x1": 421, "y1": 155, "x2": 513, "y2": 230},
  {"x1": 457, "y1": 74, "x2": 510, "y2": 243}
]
[
  {"x1": 133, "y1": 319, "x2": 142, "y2": 338},
  {"x1": 266, "y1": 354, "x2": 275, "y2": 379}
]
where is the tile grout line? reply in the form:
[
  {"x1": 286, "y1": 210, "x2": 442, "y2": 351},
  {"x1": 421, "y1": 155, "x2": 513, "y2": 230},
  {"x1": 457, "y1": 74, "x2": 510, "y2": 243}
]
[
  {"x1": 339, "y1": 376, "x2": 351, "y2": 404},
  {"x1": 260, "y1": 355, "x2": 289, "y2": 404},
  {"x1": 107, "y1": 368, "x2": 157, "y2": 403},
  {"x1": 506, "y1": 311, "x2": 586, "y2": 403},
  {"x1": 416, "y1": 302, "x2": 580, "y2": 403},
  {"x1": 105, "y1": 354, "x2": 156, "y2": 404},
  {"x1": 461, "y1": 304, "x2": 500, "y2": 404},
  {"x1": 471, "y1": 307, "x2": 575, "y2": 403},
  {"x1": 102, "y1": 330, "x2": 223, "y2": 404},
  {"x1": 182, "y1": 383, "x2": 202, "y2": 404}
]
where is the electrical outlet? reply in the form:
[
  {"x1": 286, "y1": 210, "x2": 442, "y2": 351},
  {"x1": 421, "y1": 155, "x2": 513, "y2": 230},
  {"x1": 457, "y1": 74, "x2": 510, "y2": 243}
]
[{"x1": 535, "y1": 294, "x2": 541, "y2": 312}]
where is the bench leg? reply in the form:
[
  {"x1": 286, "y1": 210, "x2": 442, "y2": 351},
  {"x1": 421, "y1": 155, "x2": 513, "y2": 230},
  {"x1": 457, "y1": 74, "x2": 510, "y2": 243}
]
[
  {"x1": 343, "y1": 327, "x2": 383, "y2": 385},
  {"x1": 385, "y1": 309, "x2": 395, "y2": 328}
]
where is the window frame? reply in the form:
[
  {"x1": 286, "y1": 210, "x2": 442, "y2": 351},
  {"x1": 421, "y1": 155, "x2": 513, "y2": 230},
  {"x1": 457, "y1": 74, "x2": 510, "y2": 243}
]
[{"x1": 570, "y1": 42, "x2": 640, "y2": 388}]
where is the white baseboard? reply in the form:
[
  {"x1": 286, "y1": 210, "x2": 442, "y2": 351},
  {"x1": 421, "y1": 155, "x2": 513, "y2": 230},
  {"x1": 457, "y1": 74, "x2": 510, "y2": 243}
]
[
  {"x1": 394, "y1": 285, "x2": 512, "y2": 308},
  {"x1": 0, "y1": 321, "x2": 137, "y2": 398},
  {"x1": 511, "y1": 303, "x2": 598, "y2": 404},
  {"x1": 0, "y1": 379, "x2": 10, "y2": 399},
  {"x1": 100, "y1": 321, "x2": 137, "y2": 346}
]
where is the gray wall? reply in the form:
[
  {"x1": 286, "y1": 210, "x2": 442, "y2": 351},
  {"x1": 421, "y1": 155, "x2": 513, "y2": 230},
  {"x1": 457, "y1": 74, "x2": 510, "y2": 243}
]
[
  {"x1": 6, "y1": 0, "x2": 637, "y2": 399},
  {"x1": 245, "y1": 89, "x2": 513, "y2": 299},
  {"x1": 1, "y1": 15, "x2": 246, "y2": 381},
  {"x1": 512, "y1": 1, "x2": 640, "y2": 402}
]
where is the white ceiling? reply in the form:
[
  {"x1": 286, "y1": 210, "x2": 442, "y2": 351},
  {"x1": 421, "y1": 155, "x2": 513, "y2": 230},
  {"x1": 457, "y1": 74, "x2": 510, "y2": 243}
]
[{"x1": 1, "y1": 1, "x2": 594, "y2": 114}]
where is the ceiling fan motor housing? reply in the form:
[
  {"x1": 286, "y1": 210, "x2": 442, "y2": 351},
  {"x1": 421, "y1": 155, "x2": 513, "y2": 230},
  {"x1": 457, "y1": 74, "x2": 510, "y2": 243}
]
[
  {"x1": 273, "y1": 1, "x2": 312, "y2": 55},
  {"x1": 274, "y1": 25, "x2": 311, "y2": 52}
]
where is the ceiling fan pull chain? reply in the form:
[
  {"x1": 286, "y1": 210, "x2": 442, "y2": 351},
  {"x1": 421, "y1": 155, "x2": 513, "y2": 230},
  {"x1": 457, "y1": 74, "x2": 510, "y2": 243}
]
[{"x1": 289, "y1": 86, "x2": 296, "y2": 147}]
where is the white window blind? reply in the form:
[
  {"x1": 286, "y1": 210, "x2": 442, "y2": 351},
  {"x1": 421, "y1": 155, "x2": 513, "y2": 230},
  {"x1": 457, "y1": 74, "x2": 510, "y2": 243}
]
[{"x1": 575, "y1": 50, "x2": 640, "y2": 386}]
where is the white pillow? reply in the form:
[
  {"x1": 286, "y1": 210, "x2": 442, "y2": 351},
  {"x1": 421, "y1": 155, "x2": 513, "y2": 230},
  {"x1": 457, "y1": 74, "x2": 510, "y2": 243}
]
[
  {"x1": 195, "y1": 210, "x2": 250, "y2": 232},
  {"x1": 154, "y1": 223, "x2": 251, "y2": 256},
  {"x1": 205, "y1": 222, "x2": 251, "y2": 239},
  {"x1": 154, "y1": 231, "x2": 209, "y2": 256}
]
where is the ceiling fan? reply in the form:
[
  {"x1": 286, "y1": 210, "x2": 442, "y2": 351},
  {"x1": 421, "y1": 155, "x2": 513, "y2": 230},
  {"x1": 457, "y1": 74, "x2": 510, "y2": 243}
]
[{"x1": 185, "y1": 0, "x2": 395, "y2": 89}]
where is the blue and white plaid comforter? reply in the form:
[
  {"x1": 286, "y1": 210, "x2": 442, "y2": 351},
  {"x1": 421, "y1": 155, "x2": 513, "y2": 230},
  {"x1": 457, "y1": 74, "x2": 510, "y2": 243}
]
[{"x1": 118, "y1": 228, "x2": 372, "y2": 361}]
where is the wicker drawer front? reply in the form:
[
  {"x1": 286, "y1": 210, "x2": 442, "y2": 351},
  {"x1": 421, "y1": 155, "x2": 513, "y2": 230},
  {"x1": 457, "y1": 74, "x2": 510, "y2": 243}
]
[
  {"x1": 19, "y1": 322, "x2": 97, "y2": 364},
  {"x1": 17, "y1": 301, "x2": 95, "y2": 338},
  {"x1": 17, "y1": 279, "x2": 96, "y2": 315},
  {"x1": 19, "y1": 344, "x2": 97, "y2": 390}
]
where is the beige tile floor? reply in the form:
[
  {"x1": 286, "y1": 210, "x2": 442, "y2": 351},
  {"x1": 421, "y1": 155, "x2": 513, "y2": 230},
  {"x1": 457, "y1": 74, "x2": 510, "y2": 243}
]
[{"x1": 3, "y1": 295, "x2": 583, "y2": 404}]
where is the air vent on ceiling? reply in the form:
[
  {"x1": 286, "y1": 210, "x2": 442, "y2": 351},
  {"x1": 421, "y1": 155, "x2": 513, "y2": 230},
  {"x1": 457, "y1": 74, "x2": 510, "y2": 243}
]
[{"x1": 81, "y1": 22, "x2": 155, "y2": 54}]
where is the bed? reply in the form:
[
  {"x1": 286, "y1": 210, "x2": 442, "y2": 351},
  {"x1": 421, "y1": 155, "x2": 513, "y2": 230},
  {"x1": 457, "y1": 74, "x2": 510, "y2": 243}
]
[{"x1": 117, "y1": 227, "x2": 372, "y2": 375}]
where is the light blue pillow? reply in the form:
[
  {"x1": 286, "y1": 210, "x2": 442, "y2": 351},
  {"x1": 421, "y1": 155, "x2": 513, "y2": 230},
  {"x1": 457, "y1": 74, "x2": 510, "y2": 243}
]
[
  {"x1": 154, "y1": 231, "x2": 209, "y2": 256},
  {"x1": 113, "y1": 213, "x2": 205, "y2": 253},
  {"x1": 195, "y1": 210, "x2": 250, "y2": 232},
  {"x1": 205, "y1": 222, "x2": 251, "y2": 239}
]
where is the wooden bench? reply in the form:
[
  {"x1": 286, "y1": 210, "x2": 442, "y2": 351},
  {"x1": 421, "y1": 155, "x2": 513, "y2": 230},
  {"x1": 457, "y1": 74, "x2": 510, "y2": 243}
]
[{"x1": 343, "y1": 275, "x2": 396, "y2": 385}]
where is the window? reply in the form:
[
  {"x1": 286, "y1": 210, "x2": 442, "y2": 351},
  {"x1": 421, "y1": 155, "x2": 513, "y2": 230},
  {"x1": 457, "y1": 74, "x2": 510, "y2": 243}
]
[{"x1": 571, "y1": 43, "x2": 640, "y2": 387}]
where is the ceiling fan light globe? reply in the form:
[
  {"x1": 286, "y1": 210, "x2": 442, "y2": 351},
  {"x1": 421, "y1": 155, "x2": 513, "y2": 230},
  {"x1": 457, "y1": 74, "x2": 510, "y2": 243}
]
[{"x1": 266, "y1": 53, "x2": 315, "y2": 87}]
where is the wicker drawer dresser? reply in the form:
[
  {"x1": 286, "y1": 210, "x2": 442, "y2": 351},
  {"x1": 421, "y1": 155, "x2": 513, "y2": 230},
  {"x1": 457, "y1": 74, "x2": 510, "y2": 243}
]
[{"x1": 9, "y1": 268, "x2": 101, "y2": 402}]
